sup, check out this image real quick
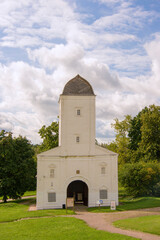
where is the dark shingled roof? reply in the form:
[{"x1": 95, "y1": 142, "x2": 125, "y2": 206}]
[{"x1": 62, "y1": 75, "x2": 95, "y2": 96}]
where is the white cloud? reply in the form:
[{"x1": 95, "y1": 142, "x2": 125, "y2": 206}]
[
  {"x1": 0, "y1": 0, "x2": 78, "y2": 48},
  {"x1": 27, "y1": 43, "x2": 84, "y2": 69},
  {"x1": 0, "y1": 61, "x2": 61, "y2": 142},
  {"x1": 0, "y1": 0, "x2": 160, "y2": 144},
  {"x1": 27, "y1": 42, "x2": 122, "y2": 92},
  {"x1": 93, "y1": 6, "x2": 153, "y2": 31},
  {"x1": 145, "y1": 34, "x2": 160, "y2": 81},
  {"x1": 87, "y1": 46, "x2": 150, "y2": 77},
  {"x1": 0, "y1": 0, "x2": 150, "y2": 50}
]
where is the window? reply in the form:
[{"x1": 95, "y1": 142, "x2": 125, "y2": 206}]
[
  {"x1": 100, "y1": 190, "x2": 107, "y2": 199},
  {"x1": 50, "y1": 169, "x2": 54, "y2": 178},
  {"x1": 77, "y1": 109, "x2": 80, "y2": 115},
  {"x1": 101, "y1": 167, "x2": 105, "y2": 174},
  {"x1": 76, "y1": 136, "x2": 80, "y2": 143},
  {"x1": 48, "y1": 192, "x2": 56, "y2": 202}
]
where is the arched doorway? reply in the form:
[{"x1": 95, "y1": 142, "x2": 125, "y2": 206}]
[{"x1": 67, "y1": 180, "x2": 88, "y2": 206}]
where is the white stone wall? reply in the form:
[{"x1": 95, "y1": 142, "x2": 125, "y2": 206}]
[
  {"x1": 59, "y1": 95, "x2": 95, "y2": 155},
  {"x1": 36, "y1": 151, "x2": 118, "y2": 209}
]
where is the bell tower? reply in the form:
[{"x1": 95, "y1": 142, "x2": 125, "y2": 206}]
[{"x1": 59, "y1": 75, "x2": 96, "y2": 155}]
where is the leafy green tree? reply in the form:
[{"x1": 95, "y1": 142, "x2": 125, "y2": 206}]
[
  {"x1": 153, "y1": 182, "x2": 160, "y2": 197},
  {"x1": 119, "y1": 162, "x2": 160, "y2": 197},
  {"x1": 107, "y1": 104, "x2": 160, "y2": 196},
  {"x1": 101, "y1": 142, "x2": 118, "y2": 153},
  {"x1": 111, "y1": 115, "x2": 132, "y2": 164},
  {"x1": 139, "y1": 105, "x2": 160, "y2": 162},
  {"x1": 109, "y1": 105, "x2": 160, "y2": 164},
  {"x1": 13, "y1": 136, "x2": 36, "y2": 191},
  {"x1": 128, "y1": 107, "x2": 148, "y2": 151},
  {"x1": 38, "y1": 121, "x2": 59, "y2": 153},
  {"x1": 0, "y1": 131, "x2": 36, "y2": 202},
  {"x1": 0, "y1": 131, "x2": 14, "y2": 202}
]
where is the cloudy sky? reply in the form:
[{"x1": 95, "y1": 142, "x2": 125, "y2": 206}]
[{"x1": 0, "y1": 0, "x2": 160, "y2": 144}]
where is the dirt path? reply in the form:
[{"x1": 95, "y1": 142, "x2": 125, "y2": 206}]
[
  {"x1": 3, "y1": 196, "x2": 159, "y2": 239},
  {"x1": 28, "y1": 204, "x2": 160, "y2": 239},
  {"x1": 28, "y1": 205, "x2": 37, "y2": 211},
  {"x1": 74, "y1": 207, "x2": 160, "y2": 240}
]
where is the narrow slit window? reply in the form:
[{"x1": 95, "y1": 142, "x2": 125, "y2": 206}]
[
  {"x1": 76, "y1": 136, "x2": 80, "y2": 143},
  {"x1": 50, "y1": 169, "x2": 54, "y2": 178},
  {"x1": 77, "y1": 109, "x2": 80, "y2": 115},
  {"x1": 101, "y1": 167, "x2": 105, "y2": 174}
]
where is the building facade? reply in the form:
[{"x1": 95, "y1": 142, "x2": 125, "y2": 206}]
[{"x1": 36, "y1": 75, "x2": 118, "y2": 209}]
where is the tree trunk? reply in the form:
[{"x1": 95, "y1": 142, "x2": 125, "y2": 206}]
[{"x1": 3, "y1": 194, "x2": 7, "y2": 203}]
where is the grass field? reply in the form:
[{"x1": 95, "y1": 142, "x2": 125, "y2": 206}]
[
  {"x1": 0, "y1": 198, "x2": 73, "y2": 223},
  {"x1": 0, "y1": 217, "x2": 139, "y2": 240},
  {"x1": 0, "y1": 190, "x2": 36, "y2": 200},
  {"x1": 0, "y1": 193, "x2": 159, "y2": 239},
  {"x1": 114, "y1": 215, "x2": 160, "y2": 236},
  {"x1": 23, "y1": 191, "x2": 36, "y2": 197},
  {"x1": 88, "y1": 197, "x2": 160, "y2": 212},
  {"x1": 0, "y1": 198, "x2": 139, "y2": 240}
]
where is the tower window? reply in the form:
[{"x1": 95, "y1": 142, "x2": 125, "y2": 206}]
[
  {"x1": 76, "y1": 136, "x2": 80, "y2": 143},
  {"x1": 50, "y1": 169, "x2": 54, "y2": 178},
  {"x1": 101, "y1": 167, "x2": 105, "y2": 174},
  {"x1": 77, "y1": 109, "x2": 80, "y2": 115}
]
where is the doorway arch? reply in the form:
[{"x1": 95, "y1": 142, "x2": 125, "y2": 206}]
[{"x1": 67, "y1": 180, "x2": 88, "y2": 206}]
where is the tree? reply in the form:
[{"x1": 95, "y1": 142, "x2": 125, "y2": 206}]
[
  {"x1": 111, "y1": 115, "x2": 132, "y2": 164},
  {"x1": 0, "y1": 131, "x2": 14, "y2": 202},
  {"x1": 110, "y1": 105, "x2": 160, "y2": 164},
  {"x1": 38, "y1": 121, "x2": 59, "y2": 153},
  {"x1": 139, "y1": 105, "x2": 160, "y2": 162},
  {"x1": 101, "y1": 142, "x2": 118, "y2": 153},
  {"x1": 119, "y1": 162, "x2": 160, "y2": 197},
  {"x1": 128, "y1": 107, "x2": 148, "y2": 151},
  {"x1": 13, "y1": 136, "x2": 36, "y2": 191},
  {"x1": 108, "y1": 104, "x2": 160, "y2": 197},
  {"x1": 0, "y1": 131, "x2": 36, "y2": 202}
]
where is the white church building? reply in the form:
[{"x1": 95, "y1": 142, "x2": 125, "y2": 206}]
[{"x1": 36, "y1": 75, "x2": 118, "y2": 209}]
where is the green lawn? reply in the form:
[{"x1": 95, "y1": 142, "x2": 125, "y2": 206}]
[
  {"x1": 0, "y1": 217, "x2": 139, "y2": 240},
  {"x1": 88, "y1": 197, "x2": 160, "y2": 213},
  {"x1": 0, "y1": 198, "x2": 139, "y2": 240},
  {"x1": 0, "y1": 198, "x2": 73, "y2": 222},
  {"x1": 0, "y1": 191, "x2": 36, "y2": 200},
  {"x1": 23, "y1": 191, "x2": 36, "y2": 197},
  {"x1": 114, "y1": 215, "x2": 160, "y2": 236}
]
